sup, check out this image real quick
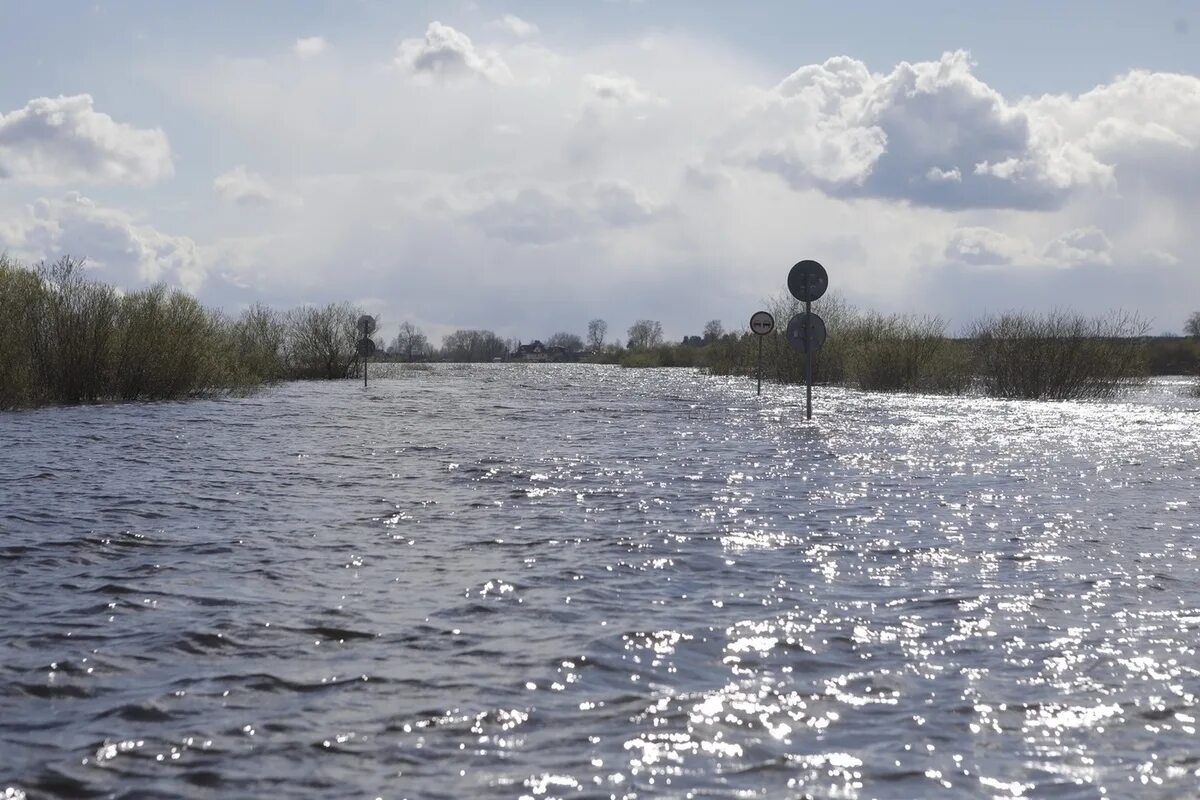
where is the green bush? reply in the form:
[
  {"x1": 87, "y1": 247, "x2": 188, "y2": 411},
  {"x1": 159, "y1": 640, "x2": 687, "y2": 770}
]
[
  {"x1": 0, "y1": 255, "x2": 366, "y2": 409},
  {"x1": 844, "y1": 313, "x2": 971, "y2": 394},
  {"x1": 0, "y1": 255, "x2": 42, "y2": 407}
]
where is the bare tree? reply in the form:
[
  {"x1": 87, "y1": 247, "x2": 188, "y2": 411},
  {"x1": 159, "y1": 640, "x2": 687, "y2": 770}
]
[
  {"x1": 440, "y1": 329, "x2": 509, "y2": 362},
  {"x1": 627, "y1": 319, "x2": 663, "y2": 350},
  {"x1": 1186, "y1": 311, "x2": 1200, "y2": 338},
  {"x1": 284, "y1": 302, "x2": 360, "y2": 378},
  {"x1": 586, "y1": 318, "x2": 607, "y2": 350},
  {"x1": 389, "y1": 321, "x2": 431, "y2": 361},
  {"x1": 703, "y1": 319, "x2": 724, "y2": 343}
]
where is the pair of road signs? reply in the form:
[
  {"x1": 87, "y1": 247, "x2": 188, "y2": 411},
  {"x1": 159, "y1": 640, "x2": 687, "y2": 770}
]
[
  {"x1": 747, "y1": 259, "x2": 829, "y2": 417},
  {"x1": 747, "y1": 261, "x2": 829, "y2": 350}
]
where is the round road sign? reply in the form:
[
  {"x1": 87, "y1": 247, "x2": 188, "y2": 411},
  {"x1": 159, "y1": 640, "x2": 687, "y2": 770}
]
[
  {"x1": 357, "y1": 338, "x2": 377, "y2": 357},
  {"x1": 749, "y1": 310, "x2": 775, "y2": 336},
  {"x1": 786, "y1": 312, "x2": 827, "y2": 352},
  {"x1": 357, "y1": 315, "x2": 377, "y2": 336},
  {"x1": 787, "y1": 260, "x2": 828, "y2": 303}
]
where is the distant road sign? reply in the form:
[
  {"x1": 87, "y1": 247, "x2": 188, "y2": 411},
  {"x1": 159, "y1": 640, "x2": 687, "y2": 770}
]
[
  {"x1": 749, "y1": 310, "x2": 775, "y2": 336},
  {"x1": 786, "y1": 312, "x2": 827, "y2": 352},
  {"x1": 357, "y1": 338, "x2": 377, "y2": 357},
  {"x1": 787, "y1": 260, "x2": 828, "y2": 303},
  {"x1": 358, "y1": 315, "x2": 377, "y2": 336}
]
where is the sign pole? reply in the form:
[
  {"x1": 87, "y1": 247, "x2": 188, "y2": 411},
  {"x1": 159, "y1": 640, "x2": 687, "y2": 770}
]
[
  {"x1": 757, "y1": 334, "x2": 763, "y2": 396},
  {"x1": 364, "y1": 348, "x2": 368, "y2": 388},
  {"x1": 785, "y1": 260, "x2": 827, "y2": 422},
  {"x1": 804, "y1": 275, "x2": 812, "y2": 420},
  {"x1": 805, "y1": 298, "x2": 813, "y2": 420}
]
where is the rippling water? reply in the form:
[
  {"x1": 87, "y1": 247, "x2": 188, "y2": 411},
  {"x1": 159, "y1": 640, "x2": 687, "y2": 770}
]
[{"x1": 2, "y1": 366, "x2": 1199, "y2": 799}]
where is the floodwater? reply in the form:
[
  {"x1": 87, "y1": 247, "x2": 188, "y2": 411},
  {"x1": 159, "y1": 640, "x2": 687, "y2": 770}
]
[{"x1": 2, "y1": 366, "x2": 1199, "y2": 799}]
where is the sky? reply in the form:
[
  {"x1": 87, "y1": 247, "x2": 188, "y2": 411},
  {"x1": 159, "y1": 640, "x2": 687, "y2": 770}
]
[{"x1": 1, "y1": 1, "x2": 1198, "y2": 344}]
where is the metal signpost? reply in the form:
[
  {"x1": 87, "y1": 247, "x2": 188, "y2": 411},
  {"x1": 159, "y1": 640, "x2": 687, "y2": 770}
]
[
  {"x1": 357, "y1": 315, "x2": 377, "y2": 388},
  {"x1": 785, "y1": 260, "x2": 829, "y2": 420},
  {"x1": 749, "y1": 310, "x2": 774, "y2": 396}
]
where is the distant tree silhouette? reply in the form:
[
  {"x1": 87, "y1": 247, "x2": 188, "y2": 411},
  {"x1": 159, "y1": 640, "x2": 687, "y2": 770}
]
[
  {"x1": 703, "y1": 319, "x2": 724, "y2": 343},
  {"x1": 627, "y1": 320, "x2": 663, "y2": 350},
  {"x1": 586, "y1": 318, "x2": 607, "y2": 350},
  {"x1": 1186, "y1": 311, "x2": 1200, "y2": 338},
  {"x1": 389, "y1": 321, "x2": 431, "y2": 361}
]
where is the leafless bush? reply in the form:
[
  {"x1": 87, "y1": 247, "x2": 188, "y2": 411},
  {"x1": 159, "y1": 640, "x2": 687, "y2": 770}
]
[{"x1": 970, "y1": 310, "x2": 1148, "y2": 400}]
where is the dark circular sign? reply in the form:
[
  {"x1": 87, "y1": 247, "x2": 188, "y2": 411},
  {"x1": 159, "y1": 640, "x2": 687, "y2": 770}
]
[
  {"x1": 785, "y1": 312, "x2": 827, "y2": 352},
  {"x1": 357, "y1": 315, "x2": 377, "y2": 336},
  {"x1": 357, "y1": 338, "x2": 377, "y2": 357},
  {"x1": 787, "y1": 260, "x2": 828, "y2": 303},
  {"x1": 749, "y1": 310, "x2": 775, "y2": 336}
]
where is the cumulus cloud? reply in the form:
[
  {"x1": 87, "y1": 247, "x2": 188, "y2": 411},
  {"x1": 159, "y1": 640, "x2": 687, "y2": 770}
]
[
  {"x1": 944, "y1": 226, "x2": 1036, "y2": 266},
  {"x1": 495, "y1": 14, "x2": 538, "y2": 38},
  {"x1": 0, "y1": 192, "x2": 204, "y2": 292},
  {"x1": 293, "y1": 36, "x2": 328, "y2": 58},
  {"x1": 1043, "y1": 226, "x2": 1113, "y2": 265},
  {"x1": 213, "y1": 165, "x2": 300, "y2": 207},
  {"x1": 729, "y1": 51, "x2": 1112, "y2": 210},
  {"x1": 0, "y1": 94, "x2": 172, "y2": 185},
  {"x1": 944, "y1": 225, "x2": 1113, "y2": 268},
  {"x1": 396, "y1": 22, "x2": 512, "y2": 83},
  {"x1": 156, "y1": 29, "x2": 1200, "y2": 332}
]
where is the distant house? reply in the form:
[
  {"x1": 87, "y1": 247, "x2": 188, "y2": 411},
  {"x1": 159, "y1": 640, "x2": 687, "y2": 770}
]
[
  {"x1": 513, "y1": 340, "x2": 549, "y2": 362},
  {"x1": 512, "y1": 341, "x2": 580, "y2": 363}
]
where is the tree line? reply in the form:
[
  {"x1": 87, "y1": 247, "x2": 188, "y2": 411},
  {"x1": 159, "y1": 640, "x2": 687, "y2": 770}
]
[{"x1": 3, "y1": 254, "x2": 1197, "y2": 408}]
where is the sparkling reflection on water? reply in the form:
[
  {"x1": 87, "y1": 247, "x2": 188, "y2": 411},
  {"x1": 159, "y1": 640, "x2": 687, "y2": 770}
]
[{"x1": 1, "y1": 366, "x2": 1198, "y2": 799}]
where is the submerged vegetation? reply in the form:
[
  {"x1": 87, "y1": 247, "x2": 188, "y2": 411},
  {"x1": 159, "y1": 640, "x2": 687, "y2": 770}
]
[
  {"x1": 0, "y1": 255, "x2": 366, "y2": 409},
  {"x1": 673, "y1": 295, "x2": 1153, "y2": 401},
  {"x1": 2, "y1": 255, "x2": 1190, "y2": 409}
]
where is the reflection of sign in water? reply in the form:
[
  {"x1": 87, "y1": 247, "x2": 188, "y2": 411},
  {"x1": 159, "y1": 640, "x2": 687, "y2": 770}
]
[
  {"x1": 357, "y1": 338, "x2": 377, "y2": 357},
  {"x1": 749, "y1": 310, "x2": 775, "y2": 336},
  {"x1": 787, "y1": 260, "x2": 828, "y2": 303},
  {"x1": 786, "y1": 312, "x2": 827, "y2": 352},
  {"x1": 358, "y1": 315, "x2": 377, "y2": 336}
]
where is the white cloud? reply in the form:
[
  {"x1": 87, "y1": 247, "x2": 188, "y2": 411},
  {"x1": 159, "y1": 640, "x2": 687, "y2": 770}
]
[
  {"x1": 944, "y1": 225, "x2": 1113, "y2": 268},
  {"x1": 470, "y1": 188, "x2": 585, "y2": 244},
  {"x1": 213, "y1": 165, "x2": 300, "y2": 207},
  {"x1": 583, "y1": 72, "x2": 664, "y2": 107},
  {"x1": 496, "y1": 14, "x2": 538, "y2": 38},
  {"x1": 1043, "y1": 226, "x2": 1113, "y2": 266},
  {"x1": 0, "y1": 94, "x2": 172, "y2": 185},
  {"x1": 396, "y1": 22, "x2": 512, "y2": 83},
  {"x1": 293, "y1": 36, "x2": 328, "y2": 58},
  {"x1": 155, "y1": 30, "x2": 1200, "y2": 333},
  {"x1": 590, "y1": 180, "x2": 657, "y2": 226},
  {"x1": 728, "y1": 51, "x2": 1113, "y2": 210},
  {"x1": 0, "y1": 192, "x2": 203, "y2": 292},
  {"x1": 944, "y1": 226, "x2": 1036, "y2": 266}
]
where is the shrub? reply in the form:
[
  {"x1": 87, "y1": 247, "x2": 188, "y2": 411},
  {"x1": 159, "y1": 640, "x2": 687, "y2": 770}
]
[
  {"x1": 283, "y1": 303, "x2": 360, "y2": 379},
  {"x1": 970, "y1": 310, "x2": 1147, "y2": 400},
  {"x1": 27, "y1": 256, "x2": 121, "y2": 404},
  {"x1": 844, "y1": 313, "x2": 971, "y2": 394},
  {"x1": 0, "y1": 255, "x2": 42, "y2": 407}
]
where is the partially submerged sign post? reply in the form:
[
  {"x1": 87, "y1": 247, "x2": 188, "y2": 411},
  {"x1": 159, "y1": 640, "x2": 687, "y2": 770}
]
[
  {"x1": 749, "y1": 310, "x2": 774, "y2": 396},
  {"x1": 357, "y1": 315, "x2": 377, "y2": 388},
  {"x1": 786, "y1": 260, "x2": 829, "y2": 420}
]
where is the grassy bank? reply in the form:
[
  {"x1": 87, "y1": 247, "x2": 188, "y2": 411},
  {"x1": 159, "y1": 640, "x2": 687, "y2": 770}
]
[{"x1": 1, "y1": 256, "x2": 365, "y2": 409}]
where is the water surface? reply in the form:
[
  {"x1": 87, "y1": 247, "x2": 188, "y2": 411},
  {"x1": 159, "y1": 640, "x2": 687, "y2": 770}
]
[{"x1": 2, "y1": 366, "x2": 1199, "y2": 798}]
